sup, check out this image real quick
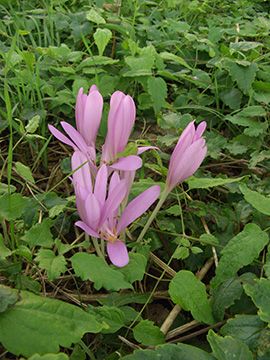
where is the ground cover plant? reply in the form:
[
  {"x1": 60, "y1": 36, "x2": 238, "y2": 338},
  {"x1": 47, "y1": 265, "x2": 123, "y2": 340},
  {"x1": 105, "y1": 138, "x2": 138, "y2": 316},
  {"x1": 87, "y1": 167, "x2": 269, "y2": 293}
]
[{"x1": 1, "y1": 0, "x2": 270, "y2": 358}]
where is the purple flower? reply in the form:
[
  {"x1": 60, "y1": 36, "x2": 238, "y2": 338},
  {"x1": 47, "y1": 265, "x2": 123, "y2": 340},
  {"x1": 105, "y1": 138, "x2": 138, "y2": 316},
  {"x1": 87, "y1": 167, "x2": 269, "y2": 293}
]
[
  {"x1": 72, "y1": 151, "x2": 160, "y2": 267},
  {"x1": 165, "y1": 120, "x2": 207, "y2": 193},
  {"x1": 75, "y1": 85, "x2": 103, "y2": 146}
]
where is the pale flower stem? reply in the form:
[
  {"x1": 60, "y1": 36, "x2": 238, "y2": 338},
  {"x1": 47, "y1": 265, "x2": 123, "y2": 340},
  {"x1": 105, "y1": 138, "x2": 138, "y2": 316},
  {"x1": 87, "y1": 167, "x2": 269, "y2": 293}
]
[
  {"x1": 137, "y1": 188, "x2": 169, "y2": 243},
  {"x1": 92, "y1": 237, "x2": 106, "y2": 261},
  {"x1": 100, "y1": 238, "x2": 105, "y2": 257}
]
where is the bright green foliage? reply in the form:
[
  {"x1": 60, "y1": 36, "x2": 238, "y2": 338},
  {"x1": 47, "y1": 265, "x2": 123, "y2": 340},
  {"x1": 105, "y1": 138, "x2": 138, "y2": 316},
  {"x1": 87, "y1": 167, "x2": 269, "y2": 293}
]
[
  {"x1": 221, "y1": 315, "x2": 266, "y2": 350},
  {"x1": 35, "y1": 249, "x2": 67, "y2": 281},
  {"x1": 117, "y1": 253, "x2": 147, "y2": 283},
  {"x1": 239, "y1": 184, "x2": 270, "y2": 216},
  {"x1": 207, "y1": 330, "x2": 253, "y2": 360},
  {"x1": 0, "y1": 284, "x2": 20, "y2": 312},
  {"x1": 15, "y1": 162, "x2": 35, "y2": 183},
  {"x1": 187, "y1": 175, "x2": 246, "y2": 189},
  {"x1": 147, "y1": 77, "x2": 167, "y2": 114},
  {"x1": 121, "y1": 343, "x2": 216, "y2": 360},
  {"x1": 211, "y1": 224, "x2": 268, "y2": 288},
  {"x1": 133, "y1": 320, "x2": 165, "y2": 346},
  {"x1": 94, "y1": 28, "x2": 112, "y2": 56},
  {"x1": 27, "y1": 354, "x2": 69, "y2": 360},
  {"x1": 229, "y1": 61, "x2": 258, "y2": 94},
  {"x1": 0, "y1": 288, "x2": 106, "y2": 357},
  {"x1": 86, "y1": 305, "x2": 126, "y2": 334},
  {"x1": 169, "y1": 270, "x2": 215, "y2": 325},
  {"x1": 0, "y1": 193, "x2": 31, "y2": 221},
  {"x1": 244, "y1": 278, "x2": 270, "y2": 323},
  {"x1": 22, "y1": 218, "x2": 54, "y2": 248},
  {"x1": 70, "y1": 253, "x2": 132, "y2": 291}
]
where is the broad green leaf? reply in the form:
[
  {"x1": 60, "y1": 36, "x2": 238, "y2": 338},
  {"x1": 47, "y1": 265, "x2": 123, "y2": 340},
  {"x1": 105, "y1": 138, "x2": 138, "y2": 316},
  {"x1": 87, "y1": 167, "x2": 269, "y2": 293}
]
[
  {"x1": 0, "y1": 285, "x2": 20, "y2": 313},
  {"x1": 15, "y1": 161, "x2": 35, "y2": 183},
  {"x1": 207, "y1": 329, "x2": 253, "y2": 360},
  {"x1": 121, "y1": 342, "x2": 215, "y2": 360},
  {"x1": 35, "y1": 249, "x2": 67, "y2": 281},
  {"x1": 239, "y1": 184, "x2": 270, "y2": 216},
  {"x1": 48, "y1": 204, "x2": 66, "y2": 218},
  {"x1": 229, "y1": 61, "x2": 258, "y2": 94},
  {"x1": 244, "y1": 277, "x2": 270, "y2": 323},
  {"x1": 188, "y1": 175, "x2": 246, "y2": 190},
  {"x1": 230, "y1": 41, "x2": 263, "y2": 52},
  {"x1": 221, "y1": 314, "x2": 266, "y2": 350},
  {"x1": 210, "y1": 277, "x2": 243, "y2": 321},
  {"x1": 169, "y1": 270, "x2": 215, "y2": 325},
  {"x1": 86, "y1": 9, "x2": 105, "y2": 24},
  {"x1": 78, "y1": 56, "x2": 119, "y2": 68},
  {"x1": 27, "y1": 353, "x2": 69, "y2": 360},
  {"x1": 0, "y1": 234, "x2": 12, "y2": 259},
  {"x1": 160, "y1": 52, "x2": 192, "y2": 70},
  {"x1": 211, "y1": 224, "x2": 268, "y2": 288},
  {"x1": 22, "y1": 218, "x2": 54, "y2": 248},
  {"x1": 0, "y1": 289, "x2": 105, "y2": 357},
  {"x1": 55, "y1": 238, "x2": 90, "y2": 256},
  {"x1": 253, "y1": 91, "x2": 270, "y2": 105},
  {"x1": 25, "y1": 115, "x2": 40, "y2": 133},
  {"x1": 71, "y1": 253, "x2": 132, "y2": 291},
  {"x1": 130, "y1": 178, "x2": 166, "y2": 199},
  {"x1": 115, "y1": 143, "x2": 138, "y2": 159},
  {"x1": 220, "y1": 88, "x2": 242, "y2": 110},
  {"x1": 123, "y1": 69, "x2": 152, "y2": 77},
  {"x1": 0, "y1": 193, "x2": 31, "y2": 221},
  {"x1": 125, "y1": 54, "x2": 154, "y2": 71},
  {"x1": 239, "y1": 105, "x2": 266, "y2": 117},
  {"x1": 86, "y1": 304, "x2": 126, "y2": 333},
  {"x1": 0, "y1": 183, "x2": 16, "y2": 195},
  {"x1": 173, "y1": 246, "x2": 189, "y2": 260},
  {"x1": 148, "y1": 76, "x2": 167, "y2": 114},
  {"x1": 264, "y1": 245, "x2": 270, "y2": 278},
  {"x1": 133, "y1": 320, "x2": 165, "y2": 346},
  {"x1": 117, "y1": 253, "x2": 147, "y2": 283},
  {"x1": 93, "y1": 28, "x2": 112, "y2": 56}
]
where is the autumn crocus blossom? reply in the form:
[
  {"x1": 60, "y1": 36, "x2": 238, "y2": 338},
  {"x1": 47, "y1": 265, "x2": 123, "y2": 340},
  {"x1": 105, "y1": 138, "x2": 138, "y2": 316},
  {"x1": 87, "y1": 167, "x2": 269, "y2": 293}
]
[
  {"x1": 165, "y1": 120, "x2": 207, "y2": 193},
  {"x1": 72, "y1": 151, "x2": 160, "y2": 267}
]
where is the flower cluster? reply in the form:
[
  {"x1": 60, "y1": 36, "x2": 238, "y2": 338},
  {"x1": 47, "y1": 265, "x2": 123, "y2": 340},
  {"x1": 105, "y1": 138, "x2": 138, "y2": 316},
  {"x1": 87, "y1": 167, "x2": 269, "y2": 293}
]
[
  {"x1": 49, "y1": 85, "x2": 207, "y2": 267},
  {"x1": 49, "y1": 86, "x2": 160, "y2": 267}
]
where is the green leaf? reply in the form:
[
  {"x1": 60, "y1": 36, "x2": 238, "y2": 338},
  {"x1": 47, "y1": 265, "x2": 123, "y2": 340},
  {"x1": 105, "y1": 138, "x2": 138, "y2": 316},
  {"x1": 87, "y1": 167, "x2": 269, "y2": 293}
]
[
  {"x1": 0, "y1": 234, "x2": 12, "y2": 259},
  {"x1": 173, "y1": 247, "x2": 189, "y2": 260},
  {"x1": 94, "y1": 28, "x2": 112, "y2": 56},
  {"x1": 0, "y1": 285, "x2": 20, "y2": 313},
  {"x1": 86, "y1": 304, "x2": 126, "y2": 333},
  {"x1": 229, "y1": 61, "x2": 258, "y2": 94},
  {"x1": 253, "y1": 91, "x2": 270, "y2": 105},
  {"x1": 220, "y1": 88, "x2": 242, "y2": 110},
  {"x1": 221, "y1": 314, "x2": 266, "y2": 350},
  {"x1": 239, "y1": 105, "x2": 266, "y2": 117},
  {"x1": 15, "y1": 161, "x2": 35, "y2": 183},
  {"x1": 0, "y1": 289, "x2": 105, "y2": 357},
  {"x1": 169, "y1": 270, "x2": 215, "y2": 325},
  {"x1": 117, "y1": 253, "x2": 147, "y2": 284},
  {"x1": 0, "y1": 183, "x2": 16, "y2": 195},
  {"x1": 121, "y1": 342, "x2": 216, "y2": 360},
  {"x1": 160, "y1": 52, "x2": 192, "y2": 70},
  {"x1": 187, "y1": 175, "x2": 246, "y2": 190},
  {"x1": 86, "y1": 9, "x2": 105, "y2": 24},
  {"x1": 239, "y1": 184, "x2": 270, "y2": 216},
  {"x1": 55, "y1": 238, "x2": 90, "y2": 256},
  {"x1": 35, "y1": 249, "x2": 67, "y2": 281},
  {"x1": 27, "y1": 354, "x2": 69, "y2": 360},
  {"x1": 0, "y1": 193, "x2": 31, "y2": 221},
  {"x1": 25, "y1": 115, "x2": 40, "y2": 134},
  {"x1": 210, "y1": 277, "x2": 243, "y2": 321},
  {"x1": 148, "y1": 77, "x2": 167, "y2": 114},
  {"x1": 125, "y1": 54, "x2": 154, "y2": 71},
  {"x1": 115, "y1": 143, "x2": 138, "y2": 159},
  {"x1": 207, "y1": 329, "x2": 253, "y2": 360},
  {"x1": 22, "y1": 218, "x2": 54, "y2": 248},
  {"x1": 244, "y1": 277, "x2": 270, "y2": 323},
  {"x1": 133, "y1": 320, "x2": 165, "y2": 346},
  {"x1": 70, "y1": 253, "x2": 132, "y2": 291},
  {"x1": 211, "y1": 223, "x2": 269, "y2": 288}
]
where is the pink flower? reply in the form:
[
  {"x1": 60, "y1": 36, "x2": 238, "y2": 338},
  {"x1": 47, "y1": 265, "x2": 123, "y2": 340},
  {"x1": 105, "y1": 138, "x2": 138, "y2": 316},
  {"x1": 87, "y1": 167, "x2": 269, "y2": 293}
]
[
  {"x1": 165, "y1": 121, "x2": 207, "y2": 193},
  {"x1": 72, "y1": 151, "x2": 160, "y2": 267}
]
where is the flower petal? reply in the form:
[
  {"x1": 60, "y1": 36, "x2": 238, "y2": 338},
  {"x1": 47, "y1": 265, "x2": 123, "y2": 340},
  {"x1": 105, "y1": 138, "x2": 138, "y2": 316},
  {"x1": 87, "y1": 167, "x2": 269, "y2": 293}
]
[
  {"x1": 107, "y1": 241, "x2": 129, "y2": 267},
  {"x1": 48, "y1": 124, "x2": 77, "y2": 150},
  {"x1": 137, "y1": 146, "x2": 160, "y2": 155},
  {"x1": 71, "y1": 151, "x2": 92, "y2": 191},
  {"x1": 117, "y1": 185, "x2": 161, "y2": 234},
  {"x1": 85, "y1": 193, "x2": 101, "y2": 231},
  {"x1": 60, "y1": 121, "x2": 89, "y2": 155},
  {"x1": 82, "y1": 90, "x2": 103, "y2": 145},
  {"x1": 110, "y1": 155, "x2": 142, "y2": 171},
  {"x1": 94, "y1": 164, "x2": 107, "y2": 206},
  {"x1": 75, "y1": 221, "x2": 100, "y2": 238}
]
